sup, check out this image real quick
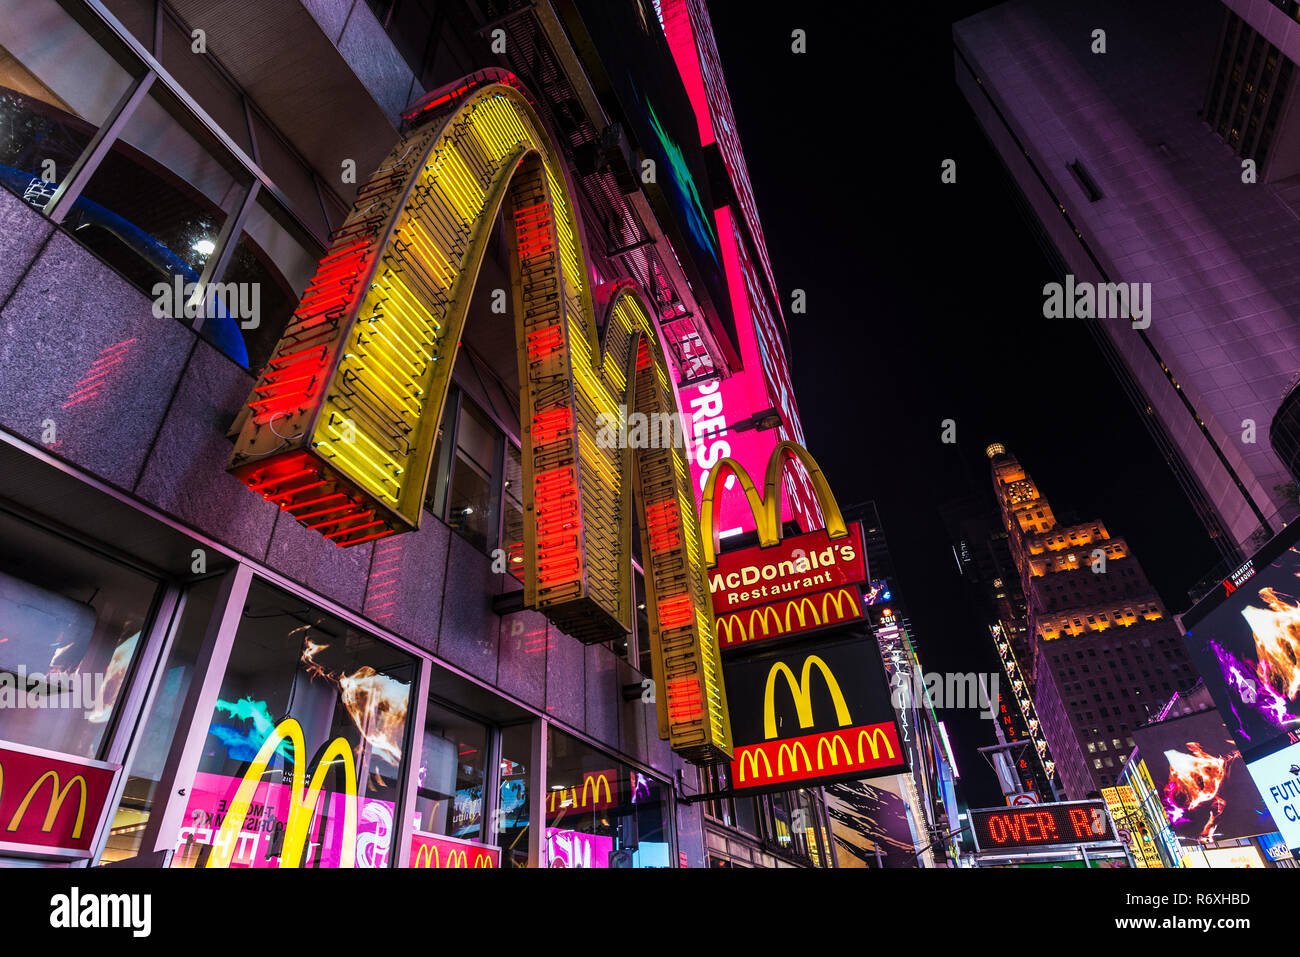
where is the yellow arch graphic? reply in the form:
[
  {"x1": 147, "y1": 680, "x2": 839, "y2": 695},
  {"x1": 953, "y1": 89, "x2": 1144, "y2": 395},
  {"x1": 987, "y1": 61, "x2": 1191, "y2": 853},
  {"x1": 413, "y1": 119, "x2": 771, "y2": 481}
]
[
  {"x1": 699, "y1": 441, "x2": 846, "y2": 568},
  {"x1": 227, "y1": 78, "x2": 730, "y2": 761},
  {"x1": 762, "y1": 655, "x2": 852, "y2": 740},
  {"x1": 205, "y1": 717, "x2": 358, "y2": 869},
  {"x1": 7, "y1": 770, "x2": 87, "y2": 839}
]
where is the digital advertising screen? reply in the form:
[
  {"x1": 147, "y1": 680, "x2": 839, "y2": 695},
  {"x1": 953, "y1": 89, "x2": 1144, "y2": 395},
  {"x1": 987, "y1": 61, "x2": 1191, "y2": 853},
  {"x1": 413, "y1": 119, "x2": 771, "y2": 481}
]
[
  {"x1": 1181, "y1": 522, "x2": 1300, "y2": 764},
  {"x1": 970, "y1": 801, "x2": 1113, "y2": 852},
  {"x1": 1132, "y1": 709, "x2": 1273, "y2": 843}
]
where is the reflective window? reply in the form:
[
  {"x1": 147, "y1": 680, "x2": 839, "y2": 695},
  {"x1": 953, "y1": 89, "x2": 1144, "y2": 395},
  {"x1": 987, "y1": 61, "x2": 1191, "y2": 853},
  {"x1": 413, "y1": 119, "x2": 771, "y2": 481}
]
[
  {"x1": 65, "y1": 83, "x2": 250, "y2": 337},
  {"x1": 502, "y1": 442, "x2": 524, "y2": 580},
  {"x1": 0, "y1": 510, "x2": 159, "y2": 760},
  {"x1": 101, "y1": 575, "x2": 223, "y2": 864},
  {"x1": 447, "y1": 397, "x2": 503, "y2": 553},
  {"x1": 0, "y1": 0, "x2": 136, "y2": 209},
  {"x1": 171, "y1": 579, "x2": 417, "y2": 868},
  {"x1": 495, "y1": 723, "x2": 532, "y2": 869},
  {"x1": 202, "y1": 190, "x2": 320, "y2": 371},
  {"x1": 412, "y1": 701, "x2": 488, "y2": 842},
  {"x1": 546, "y1": 728, "x2": 671, "y2": 868}
]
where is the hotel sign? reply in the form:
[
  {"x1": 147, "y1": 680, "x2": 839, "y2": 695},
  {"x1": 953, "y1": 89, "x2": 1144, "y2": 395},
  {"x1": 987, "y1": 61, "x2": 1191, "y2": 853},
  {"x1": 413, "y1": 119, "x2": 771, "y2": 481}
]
[
  {"x1": 0, "y1": 740, "x2": 119, "y2": 858},
  {"x1": 723, "y1": 630, "x2": 906, "y2": 795}
]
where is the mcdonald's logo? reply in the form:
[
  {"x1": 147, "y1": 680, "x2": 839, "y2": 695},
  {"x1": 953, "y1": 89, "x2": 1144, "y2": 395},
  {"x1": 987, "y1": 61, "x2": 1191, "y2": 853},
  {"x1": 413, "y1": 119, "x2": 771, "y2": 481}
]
[
  {"x1": 763, "y1": 655, "x2": 852, "y2": 739},
  {"x1": 409, "y1": 831, "x2": 500, "y2": 868},
  {"x1": 7, "y1": 771, "x2": 87, "y2": 840},
  {"x1": 546, "y1": 770, "x2": 617, "y2": 818},
  {"x1": 714, "y1": 588, "x2": 864, "y2": 650},
  {"x1": 581, "y1": 772, "x2": 613, "y2": 808},
  {"x1": 206, "y1": 718, "x2": 358, "y2": 869},
  {"x1": 700, "y1": 441, "x2": 847, "y2": 569},
  {"x1": 0, "y1": 744, "x2": 118, "y2": 856},
  {"x1": 731, "y1": 722, "x2": 904, "y2": 790}
]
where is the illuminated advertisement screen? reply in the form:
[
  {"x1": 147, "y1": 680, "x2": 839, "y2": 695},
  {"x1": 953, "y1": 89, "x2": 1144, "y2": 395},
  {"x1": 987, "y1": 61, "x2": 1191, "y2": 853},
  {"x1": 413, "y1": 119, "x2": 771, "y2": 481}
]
[
  {"x1": 1181, "y1": 521, "x2": 1300, "y2": 763},
  {"x1": 970, "y1": 801, "x2": 1112, "y2": 851},
  {"x1": 564, "y1": 0, "x2": 734, "y2": 344},
  {"x1": 722, "y1": 625, "x2": 907, "y2": 795},
  {"x1": 1244, "y1": 740, "x2": 1300, "y2": 850},
  {"x1": 1132, "y1": 709, "x2": 1272, "y2": 843},
  {"x1": 825, "y1": 775, "x2": 917, "y2": 868},
  {"x1": 863, "y1": 580, "x2": 892, "y2": 606}
]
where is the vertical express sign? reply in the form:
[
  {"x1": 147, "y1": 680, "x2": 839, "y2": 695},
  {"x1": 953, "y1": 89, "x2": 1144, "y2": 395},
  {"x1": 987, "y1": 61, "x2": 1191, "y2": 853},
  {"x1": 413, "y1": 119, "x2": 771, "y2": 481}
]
[{"x1": 723, "y1": 630, "x2": 907, "y2": 795}]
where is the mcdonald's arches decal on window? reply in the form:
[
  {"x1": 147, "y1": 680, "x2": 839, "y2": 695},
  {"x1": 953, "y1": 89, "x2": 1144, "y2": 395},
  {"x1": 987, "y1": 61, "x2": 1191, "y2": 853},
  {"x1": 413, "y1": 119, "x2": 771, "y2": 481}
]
[
  {"x1": 0, "y1": 740, "x2": 120, "y2": 858},
  {"x1": 721, "y1": 628, "x2": 907, "y2": 795},
  {"x1": 409, "y1": 831, "x2": 500, "y2": 868}
]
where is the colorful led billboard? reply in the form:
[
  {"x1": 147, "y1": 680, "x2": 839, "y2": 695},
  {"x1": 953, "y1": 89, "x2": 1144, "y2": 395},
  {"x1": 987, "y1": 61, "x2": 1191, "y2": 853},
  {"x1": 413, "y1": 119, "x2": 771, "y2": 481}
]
[
  {"x1": 1132, "y1": 708, "x2": 1272, "y2": 843},
  {"x1": 1181, "y1": 522, "x2": 1300, "y2": 763},
  {"x1": 825, "y1": 776, "x2": 917, "y2": 868},
  {"x1": 1243, "y1": 741, "x2": 1300, "y2": 850}
]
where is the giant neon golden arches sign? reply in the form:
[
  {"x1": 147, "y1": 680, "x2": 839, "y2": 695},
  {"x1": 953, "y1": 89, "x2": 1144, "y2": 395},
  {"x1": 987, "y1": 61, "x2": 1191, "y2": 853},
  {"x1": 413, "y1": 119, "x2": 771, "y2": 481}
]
[{"x1": 228, "y1": 79, "x2": 730, "y2": 761}]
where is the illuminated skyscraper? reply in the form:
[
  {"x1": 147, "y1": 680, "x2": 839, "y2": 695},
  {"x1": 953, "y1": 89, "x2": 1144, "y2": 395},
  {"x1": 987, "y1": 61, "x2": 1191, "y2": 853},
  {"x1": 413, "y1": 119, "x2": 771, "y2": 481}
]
[{"x1": 986, "y1": 445, "x2": 1198, "y2": 800}]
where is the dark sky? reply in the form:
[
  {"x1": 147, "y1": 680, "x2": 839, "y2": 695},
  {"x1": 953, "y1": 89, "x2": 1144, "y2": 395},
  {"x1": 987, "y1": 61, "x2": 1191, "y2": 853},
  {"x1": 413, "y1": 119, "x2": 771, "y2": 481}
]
[{"x1": 707, "y1": 1, "x2": 1222, "y2": 807}]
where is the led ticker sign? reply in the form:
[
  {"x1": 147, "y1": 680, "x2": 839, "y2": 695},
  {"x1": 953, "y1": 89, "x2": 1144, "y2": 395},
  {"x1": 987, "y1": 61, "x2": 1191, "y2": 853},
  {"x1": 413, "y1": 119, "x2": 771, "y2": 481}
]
[
  {"x1": 970, "y1": 801, "x2": 1113, "y2": 851},
  {"x1": 226, "y1": 78, "x2": 731, "y2": 764},
  {"x1": 0, "y1": 741, "x2": 119, "y2": 858},
  {"x1": 722, "y1": 629, "x2": 906, "y2": 795}
]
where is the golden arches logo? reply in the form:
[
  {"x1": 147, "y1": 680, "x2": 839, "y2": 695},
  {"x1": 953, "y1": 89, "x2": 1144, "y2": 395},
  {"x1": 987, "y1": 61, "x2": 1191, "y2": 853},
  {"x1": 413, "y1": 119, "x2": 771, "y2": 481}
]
[
  {"x1": 716, "y1": 589, "x2": 862, "y2": 647},
  {"x1": 816, "y1": 734, "x2": 853, "y2": 770},
  {"x1": 206, "y1": 717, "x2": 358, "y2": 869},
  {"x1": 700, "y1": 441, "x2": 846, "y2": 568},
  {"x1": 776, "y1": 742, "x2": 812, "y2": 775},
  {"x1": 226, "y1": 75, "x2": 731, "y2": 763},
  {"x1": 7, "y1": 770, "x2": 87, "y2": 839},
  {"x1": 763, "y1": 655, "x2": 851, "y2": 740},
  {"x1": 857, "y1": 727, "x2": 896, "y2": 762},
  {"x1": 736, "y1": 748, "x2": 772, "y2": 782},
  {"x1": 581, "y1": 773, "x2": 612, "y2": 808}
]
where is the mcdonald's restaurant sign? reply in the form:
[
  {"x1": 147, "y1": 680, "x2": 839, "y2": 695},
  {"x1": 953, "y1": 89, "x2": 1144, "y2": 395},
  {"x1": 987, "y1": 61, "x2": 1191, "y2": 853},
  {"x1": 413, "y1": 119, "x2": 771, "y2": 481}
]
[
  {"x1": 721, "y1": 631, "x2": 907, "y2": 795},
  {"x1": 0, "y1": 741, "x2": 119, "y2": 858},
  {"x1": 409, "y1": 831, "x2": 499, "y2": 868},
  {"x1": 546, "y1": 770, "x2": 618, "y2": 818}
]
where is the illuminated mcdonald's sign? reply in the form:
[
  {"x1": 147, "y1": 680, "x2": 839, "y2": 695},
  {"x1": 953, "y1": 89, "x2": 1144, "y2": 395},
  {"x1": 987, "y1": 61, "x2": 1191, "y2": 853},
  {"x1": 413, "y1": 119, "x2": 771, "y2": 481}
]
[
  {"x1": 722, "y1": 632, "x2": 907, "y2": 795},
  {"x1": 546, "y1": 770, "x2": 618, "y2": 818},
  {"x1": 0, "y1": 742, "x2": 118, "y2": 858},
  {"x1": 714, "y1": 587, "x2": 864, "y2": 651},
  {"x1": 225, "y1": 73, "x2": 729, "y2": 763},
  {"x1": 409, "y1": 831, "x2": 500, "y2": 868},
  {"x1": 206, "y1": 718, "x2": 357, "y2": 869}
]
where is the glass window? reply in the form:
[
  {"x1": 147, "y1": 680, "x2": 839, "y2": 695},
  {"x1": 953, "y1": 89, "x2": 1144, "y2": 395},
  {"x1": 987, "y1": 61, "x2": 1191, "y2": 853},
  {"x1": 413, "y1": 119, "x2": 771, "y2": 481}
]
[
  {"x1": 0, "y1": 0, "x2": 136, "y2": 209},
  {"x1": 64, "y1": 83, "x2": 251, "y2": 330},
  {"x1": 170, "y1": 579, "x2": 417, "y2": 868},
  {"x1": 424, "y1": 383, "x2": 458, "y2": 520},
  {"x1": 101, "y1": 575, "x2": 223, "y2": 864},
  {"x1": 0, "y1": 510, "x2": 159, "y2": 760},
  {"x1": 447, "y1": 397, "x2": 503, "y2": 554},
  {"x1": 248, "y1": 109, "x2": 326, "y2": 240},
  {"x1": 634, "y1": 573, "x2": 650, "y2": 673},
  {"x1": 495, "y1": 722, "x2": 532, "y2": 869},
  {"x1": 412, "y1": 701, "x2": 488, "y2": 841},
  {"x1": 546, "y1": 728, "x2": 671, "y2": 868},
  {"x1": 203, "y1": 190, "x2": 320, "y2": 371},
  {"x1": 159, "y1": 9, "x2": 252, "y2": 154},
  {"x1": 101, "y1": 0, "x2": 157, "y2": 52}
]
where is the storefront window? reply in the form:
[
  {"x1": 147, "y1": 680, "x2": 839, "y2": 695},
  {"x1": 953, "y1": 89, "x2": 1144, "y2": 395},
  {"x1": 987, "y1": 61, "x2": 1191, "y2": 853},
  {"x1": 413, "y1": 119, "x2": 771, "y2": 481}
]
[
  {"x1": 412, "y1": 701, "x2": 488, "y2": 841},
  {"x1": 171, "y1": 579, "x2": 417, "y2": 868},
  {"x1": 0, "y1": 0, "x2": 136, "y2": 210},
  {"x1": 495, "y1": 723, "x2": 532, "y2": 869},
  {"x1": 546, "y1": 728, "x2": 671, "y2": 868},
  {"x1": 101, "y1": 575, "x2": 223, "y2": 864},
  {"x1": 0, "y1": 510, "x2": 159, "y2": 761}
]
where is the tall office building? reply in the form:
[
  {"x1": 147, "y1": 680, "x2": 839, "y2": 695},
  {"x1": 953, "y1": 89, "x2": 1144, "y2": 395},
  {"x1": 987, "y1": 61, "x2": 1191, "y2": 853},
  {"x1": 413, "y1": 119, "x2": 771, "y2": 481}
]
[
  {"x1": 987, "y1": 445, "x2": 1198, "y2": 799},
  {"x1": 954, "y1": 0, "x2": 1300, "y2": 578}
]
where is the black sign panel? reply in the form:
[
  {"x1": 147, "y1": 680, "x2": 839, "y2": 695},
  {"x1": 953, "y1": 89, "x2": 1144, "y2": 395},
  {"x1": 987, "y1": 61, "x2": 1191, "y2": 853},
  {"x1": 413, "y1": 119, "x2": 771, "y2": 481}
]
[{"x1": 970, "y1": 801, "x2": 1113, "y2": 852}]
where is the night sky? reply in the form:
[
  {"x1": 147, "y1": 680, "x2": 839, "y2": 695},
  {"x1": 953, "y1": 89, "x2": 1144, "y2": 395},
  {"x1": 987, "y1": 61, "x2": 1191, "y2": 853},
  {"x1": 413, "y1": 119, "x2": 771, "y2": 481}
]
[{"x1": 708, "y1": 1, "x2": 1222, "y2": 807}]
